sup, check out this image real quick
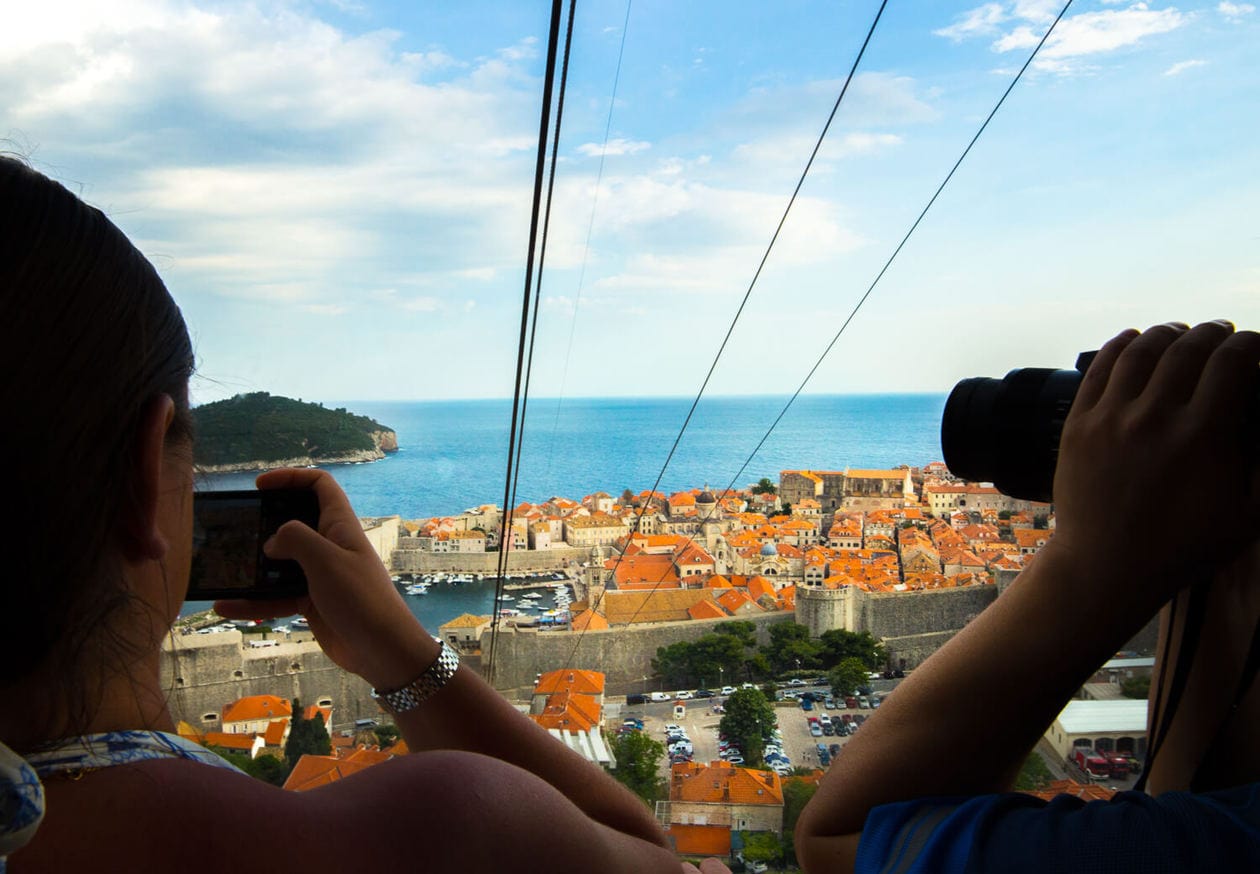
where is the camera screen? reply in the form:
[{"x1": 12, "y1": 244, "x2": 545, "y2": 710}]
[{"x1": 191, "y1": 495, "x2": 262, "y2": 592}]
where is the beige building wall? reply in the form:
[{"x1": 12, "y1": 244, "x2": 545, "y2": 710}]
[{"x1": 360, "y1": 516, "x2": 400, "y2": 566}]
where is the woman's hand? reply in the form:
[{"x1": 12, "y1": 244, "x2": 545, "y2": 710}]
[
  {"x1": 1048, "y1": 320, "x2": 1260, "y2": 610},
  {"x1": 214, "y1": 468, "x2": 432, "y2": 689}
]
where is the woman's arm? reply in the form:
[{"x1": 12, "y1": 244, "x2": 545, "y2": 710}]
[
  {"x1": 796, "y1": 320, "x2": 1260, "y2": 872},
  {"x1": 215, "y1": 467, "x2": 670, "y2": 853}
]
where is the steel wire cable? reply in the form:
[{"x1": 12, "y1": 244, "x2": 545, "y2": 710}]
[
  {"x1": 489, "y1": 0, "x2": 579, "y2": 685},
  {"x1": 486, "y1": 0, "x2": 572, "y2": 686},
  {"x1": 557, "y1": 0, "x2": 890, "y2": 675},
  {"x1": 543, "y1": 0, "x2": 634, "y2": 494},
  {"x1": 596, "y1": 0, "x2": 1074, "y2": 644}
]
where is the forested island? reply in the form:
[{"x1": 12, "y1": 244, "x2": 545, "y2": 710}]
[{"x1": 192, "y1": 392, "x2": 398, "y2": 472}]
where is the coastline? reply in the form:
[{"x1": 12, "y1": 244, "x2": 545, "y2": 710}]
[{"x1": 195, "y1": 447, "x2": 388, "y2": 473}]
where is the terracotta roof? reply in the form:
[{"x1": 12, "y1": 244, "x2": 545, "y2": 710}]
[
  {"x1": 746, "y1": 576, "x2": 777, "y2": 602},
  {"x1": 263, "y1": 718, "x2": 289, "y2": 746},
  {"x1": 1024, "y1": 779, "x2": 1117, "y2": 802},
  {"x1": 530, "y1": 691, "x2": 602, "y2": 732},
  {"x1": 202, "y1": 731, "x2": 256, "y2": 751},
  {"x1": 846, "y1": 469, "x2": 907, "y2": 480},
  {"x1": 705, "y1": 574, "x2": 733, "y2": 589},
  {"x1": 570, "y1": 608, "x2": 610, "y2": 631},
  {"x1": 715, "y1": 588, "x2": 762, "y2": 614},
  {"x1": 688, "y1": 598, "x2": 729, "y2": 620},
  {"x1": 1014, "y1": 528, "x2": 1053, "y2": 548},
  {"x1": 602, "y1": 589, "x2": 718, "y2": 625},
  {"x1": 222, "y1": 695, "x2": 292, "y2": 724},
  {"x1": 534, "y1": 669, "x2": 606, "y2": 696},
  {"x1": 283, "y1": 749, "x2": 394, "y2": 792},
  {"x1": 441, "y1": 613, "x2": 492, "y2": 628},
  {"x1": 670, "y1": 761, "x2": 783, "y2": 805}
]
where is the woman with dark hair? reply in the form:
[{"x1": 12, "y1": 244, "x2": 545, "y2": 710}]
[{"x1": 0, "y1": 157, "x2": 727, "y2": 874}]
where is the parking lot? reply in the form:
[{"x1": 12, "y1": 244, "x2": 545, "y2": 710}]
[{"x1": 619, "y1": 681, "x2": 895, "y2": 778}]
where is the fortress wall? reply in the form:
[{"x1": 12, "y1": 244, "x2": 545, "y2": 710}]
[
  {"x1": 859, "y1": 586, "x2": 998, "y2": 640},
  {"x1": 391, "y1": 547, "x2": 587, "y2": 574},
  {"x1": 161, "y1": 632, "x2": 380, "y2": 732},
  {"x1": 481, "y1": 612, "x2": 796, "y2": 696}
]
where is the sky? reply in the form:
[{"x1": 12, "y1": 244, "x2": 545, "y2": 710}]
[{"x1": 3, "y1": 0, "x2": 1257, "y2": 404}]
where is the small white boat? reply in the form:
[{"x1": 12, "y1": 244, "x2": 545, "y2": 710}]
[
  {"x1": 500, "y1": 594, "x2": 515, "y2": 601},
  {"x1": 293, "y1": 617, "x2": 309, "y2": 629},
  {"x1": 523, "y1": 592, "x2": 543, "y2": 599}
]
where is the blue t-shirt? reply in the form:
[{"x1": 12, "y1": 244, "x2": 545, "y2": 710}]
[{"x1": 856, "y1": 783, "x2": 1260, "y2": 873}]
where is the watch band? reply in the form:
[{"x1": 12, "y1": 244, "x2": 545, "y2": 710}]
[{"x1": 371, "y1": 637, "x2": 460, "y2": 715}]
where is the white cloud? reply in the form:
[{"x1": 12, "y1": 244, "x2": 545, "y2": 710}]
[
  {"x1": 402, "y1": 297, "x2": 442, "y2": 312},
  {"x1": 935, "y1": 4, "x2": 1008, "y2": 41},
  {"x1": 1164, "y1": 58, "x2": 1207, "y2": 75},
  {"x1": 576, "y1": 138, "x2": 651, "y2": 157},
  {"x1": 936, "y1": 2, "x2": 1188, "y2": 74},
  {"x1": 1218, "y1": 1, "x2": 1256, "y2": 19},
  {"x1": 302, "y1": 303, "x2": 350, "y2": 315}
]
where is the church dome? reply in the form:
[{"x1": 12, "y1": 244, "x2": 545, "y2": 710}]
[
  {"x1": 697, "y1": 489, "x2": 717, "y2": 504},
  {"x1": 759, "y1": 541, "x2": 779, "y2": 557}
]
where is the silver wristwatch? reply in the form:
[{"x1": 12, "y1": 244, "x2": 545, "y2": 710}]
[{"x1": 371, "y1": 637, "x2": 460, "y2": 715}]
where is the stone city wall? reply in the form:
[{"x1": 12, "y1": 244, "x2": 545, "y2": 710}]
[
  {"x1": 480, "y1": 612, "x2": 796, "y2": 697},
  {"x1": 391, "y1": 546, "x2": 588, "y2": 574},
  {"x1": 858, "y1": 586, "x2": 998, "y2": 640},
  {"x1": 161, "y1": 631, "x2": 381, "y2": 731}
]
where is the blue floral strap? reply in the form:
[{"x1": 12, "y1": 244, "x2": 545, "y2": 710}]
[{"x1": 1, "y1": 731, "x2": 244, "y2": 871}]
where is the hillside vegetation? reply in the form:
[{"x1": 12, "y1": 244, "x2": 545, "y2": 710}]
[{"x1": 193, "y1": 392, "x2": 397, "y2": 470}]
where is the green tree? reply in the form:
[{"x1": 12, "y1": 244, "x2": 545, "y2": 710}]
[
  {"x1": 740, "y1": 830, "x2": 784, "y2": 866},
  {"x1": 782, "y1": 777, "x2": 818, "y2": 833},
  {"x1": 752, "y1": 477, "x2": 777, "y2": 495},
  {"x1": 1121, "y1": 675, "x2": 1151, "y2": 700},
  {"x1": 209, "y1": 750, "x2": 290, "y2": 786},
  {"x1": 714, "y1": 620, "x2": 756, "y2": 648},
  {"x1": 653, "y1": 640, "x2": 696, "y2": 686},
  {"x1": 1013, "y1": 750, "x2": 1054, "y2": 791},
  {"x1": 719, "y1": 688, "x2": 776, "y2": 769},
  {"x1": 782, "y1": 778, "x2": 820, "y2": 867},
  {"x1": 608, "y1": 730, "x2": 667, "y2": 805},
  {"x1": 284, "y1": 699, "x2": 331, "y2": 770},
  {"x1": 818, "y1": 629, "x2": 886, "y2": 671},
  {"x1": 764, "y1": 622, "x2": 822, "y2": 675},
  {"x1": 374, "y1": 724, "x2": 401, "y2": 748},
  {"x1": 828, "y1": 658, "x2": 869, "y2": 698}
]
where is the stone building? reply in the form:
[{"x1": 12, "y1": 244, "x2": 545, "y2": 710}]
[{"x1": 659, "y1": 761, "x2": 784, "y2": 857}]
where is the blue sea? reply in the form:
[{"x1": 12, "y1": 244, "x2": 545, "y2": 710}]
[{"x1": 184, "y1": 393, "x2": 946, "y2": 625}]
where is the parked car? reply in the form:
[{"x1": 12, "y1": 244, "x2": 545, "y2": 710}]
[
  {"x1": 675, "y1": 690, "x2": 694, "y2": 700},
  {"x1": 664, "y1": 724, "x2": 682, "y2": 734},
  {"x1": 810, "y1": 722, "x2": 823, "y2": 737},
  {"x1": 800, "y1": 698, "x2": 814, "y2": 711},
  {"x1": 845, "y1": 696, "x2": 858, "y2": 708},
  {"x1": 858, "y1": 696, "x2": 870, "y2": 709},
  {"x1": 788, "y1": 678, "x2": 807, "y2": 687},
  {"x1": 829, "y1": 744, "x2": 841, "y2": 757},
  {"x1": 622, "y1": 718, "x2": 644, "y2": 730},
  {"x1": 822, "y1": 723, "x2": 835, "y2": 736},
  {"x1": 649, "y1": 692, "x2": 672, "y2": 702},
  {"x1": 720, "y1": 685, "x2": 736, "y2": 695},
  {"x1": 725, "y1": 755, "x2": 745, "y2": 765},
  {"x1": 625, "y1": 693, "x2": 647, "y2": 706},
  {"x1": 694, "y1": 689, "x2": 715, "y2": 698}
]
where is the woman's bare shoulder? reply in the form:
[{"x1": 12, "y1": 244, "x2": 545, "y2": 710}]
[{"x1": 16, "y1": 750, "x2": 677, "y2": 874}]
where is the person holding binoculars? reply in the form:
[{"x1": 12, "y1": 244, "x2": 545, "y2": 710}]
[{"x1": 796, "y1": 320, "x2": 1260, "y2": 872}]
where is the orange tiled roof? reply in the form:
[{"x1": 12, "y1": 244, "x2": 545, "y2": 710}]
[
  {"x1": 283, "y1": 748, "x2": 394, "y2": 791},
  {"x1": 570, "y1": 608, "x2": 610, "y2": 631},
  {"x1": 1024, "y1": 779, "x2": 1116, "y2": 802},
  {"x1": 530, "y1": 691, "x2": 602, "y2": 732},
  {"x1": 222, "y1": 695, "x2": 292, "y2": 724},
  {"x1": 441, "y1": 613, "x2": 492, "y2": 628},
  {"x1": 705, "y1": 574, "x2": 733, "y2": 589},
  {"x1": 263, "y1": 719, "x2": 289, "y2": 746},
  {"x1": 746, "y1": 576, "x2": 777, "y2": 602},
  {"x1": 716, "y1": 588, "x2": 762, "y2": 614},
  {"x1": 602, "y1": 589, "x2": 718, "y2": 625},
  {"x1": 688, "y1": 598, "x2": 729, "y2": 620},
  {"x1": 535, "y1": 669, "x2": 606, "y2": 696},
  {"x1": 670, "y1": 761, "x2": 783, "y2": 805},
  {"x1": 202, "y1": 731, "x2": 256, "y2": 752}
]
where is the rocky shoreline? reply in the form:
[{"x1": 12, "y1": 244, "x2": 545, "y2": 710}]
[{"x1": 195, "y1": 429, "x2": 398, "y2": 474}]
